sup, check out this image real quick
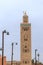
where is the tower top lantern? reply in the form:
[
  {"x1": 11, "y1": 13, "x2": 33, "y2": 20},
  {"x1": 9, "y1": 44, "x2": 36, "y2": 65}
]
[{"x1": 23, "y1": 12, "x2": 28, "y2": 23}]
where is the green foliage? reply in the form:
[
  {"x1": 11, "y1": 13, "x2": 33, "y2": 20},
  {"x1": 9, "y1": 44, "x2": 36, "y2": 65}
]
[{"x1": 32, "y1": 59, "x2": 34, "y2": 63}]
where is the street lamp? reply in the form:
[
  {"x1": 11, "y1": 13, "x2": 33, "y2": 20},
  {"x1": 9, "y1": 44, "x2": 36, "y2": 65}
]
[
  {"x1": 11, "y1": 42, "x2": 18, "y2": 65},
  {"x1": 2, "y1": 30, "x2": 9, "y2": 65},
  {"x1": 11, "y1": 43, "x2": 14, "y2": 65},
  {"x1": 0, "y1": 48, "x2": 2, "y2": 51},
  {"x1": 35, "y1": 49, "x2": 37, "y2": 65},
  {"x1": 37, "y1": 53, "x2": 40, "y2": 63}
]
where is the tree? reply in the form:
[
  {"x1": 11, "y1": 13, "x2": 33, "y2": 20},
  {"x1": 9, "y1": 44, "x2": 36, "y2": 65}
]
[{"x1": 32, "y1": 59, "x2": 34, "y2": 63}]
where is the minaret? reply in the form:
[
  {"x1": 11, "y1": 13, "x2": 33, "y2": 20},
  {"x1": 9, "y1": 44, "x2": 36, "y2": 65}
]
[{"x1": 20, "y1": 12, "x2": 31, "y2": 65}]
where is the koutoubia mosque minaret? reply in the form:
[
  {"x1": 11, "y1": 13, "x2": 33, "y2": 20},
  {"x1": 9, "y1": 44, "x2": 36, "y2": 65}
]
[{"x1": 20, "y1": 12, "x2": 31, "y2": 65}]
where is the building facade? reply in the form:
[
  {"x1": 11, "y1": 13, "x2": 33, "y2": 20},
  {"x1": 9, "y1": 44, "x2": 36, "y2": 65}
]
[
  {"x1": 0, "y1": 55, "x2": 6, "y2": 65},
  {"x1": 20, "y1": 12, "x2": 31, "y2": 65}
]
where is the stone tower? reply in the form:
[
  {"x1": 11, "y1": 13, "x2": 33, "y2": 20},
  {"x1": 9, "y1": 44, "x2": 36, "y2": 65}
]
[{"x1": 20, "y1": 12, "x2": 31, "y2": 65}]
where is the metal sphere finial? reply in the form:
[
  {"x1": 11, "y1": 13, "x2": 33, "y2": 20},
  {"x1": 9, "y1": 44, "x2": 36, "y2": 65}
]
[{"x1": 23, "y1": 11, "x2": 27, "y2": 15}]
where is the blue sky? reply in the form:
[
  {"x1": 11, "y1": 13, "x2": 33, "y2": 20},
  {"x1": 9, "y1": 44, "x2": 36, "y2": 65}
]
[{"x1": 0, "y1": 0, "x2": 43, "y2": 63}]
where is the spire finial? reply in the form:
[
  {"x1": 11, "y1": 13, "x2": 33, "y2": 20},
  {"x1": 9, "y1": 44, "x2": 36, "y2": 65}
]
[
  {"x1": 24, "y1": 11, "x2": 26, "y2": 15},
  {"x1": 23, "y1": 11, "x2": 27, "y2": 15}
]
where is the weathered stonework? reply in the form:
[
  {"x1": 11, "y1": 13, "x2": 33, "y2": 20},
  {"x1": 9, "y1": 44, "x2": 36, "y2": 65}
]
[{"x1": 20, "y1": 13, "x2": 32, "y2": 65}]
